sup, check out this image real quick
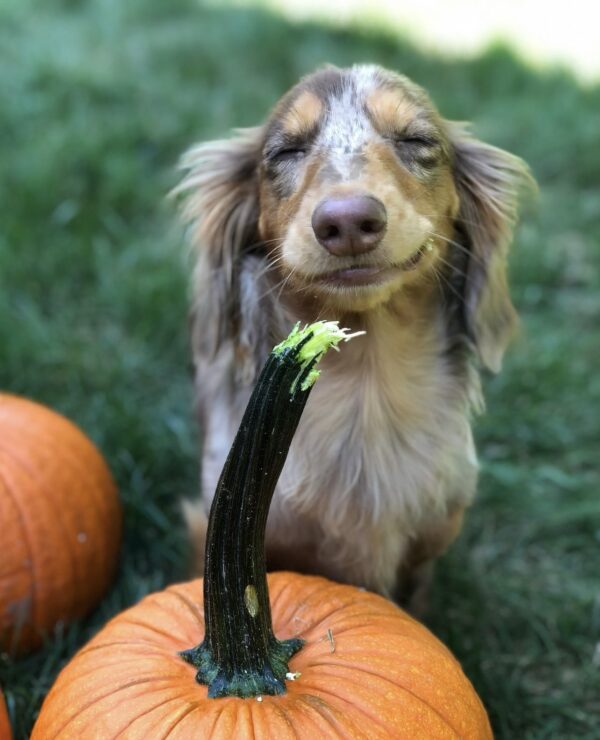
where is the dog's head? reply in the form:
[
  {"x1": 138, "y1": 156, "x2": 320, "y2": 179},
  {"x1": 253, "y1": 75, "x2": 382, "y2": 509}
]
[{"x1": 178, "y1": 64, "x2": 532, "y2": 373}]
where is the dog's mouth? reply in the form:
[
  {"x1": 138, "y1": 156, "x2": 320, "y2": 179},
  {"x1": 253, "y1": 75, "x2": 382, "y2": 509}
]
[
  {"x1": 317, "y1": 245, "x2": 428, "y2": 288},
  {"x1": 317, "y1": 265, "x2": 395, "y2": 287},
  {"x1": 399, "y1": 243, "x2": 428, "y2": 271}
]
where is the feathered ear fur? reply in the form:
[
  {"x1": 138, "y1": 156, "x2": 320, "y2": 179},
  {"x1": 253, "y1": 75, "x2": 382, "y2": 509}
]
[
  {"x1": 174, "y1": 127, "x2": 283, "y2": 381},
  {"x1": 448, "y1": 122, "x2": 533, "y2": 372}
]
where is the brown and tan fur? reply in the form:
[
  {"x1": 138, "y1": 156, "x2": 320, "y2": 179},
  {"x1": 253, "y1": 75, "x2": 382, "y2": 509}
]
[{"x1": 176, "y1": 65, "x2": 532, "y2": 608}]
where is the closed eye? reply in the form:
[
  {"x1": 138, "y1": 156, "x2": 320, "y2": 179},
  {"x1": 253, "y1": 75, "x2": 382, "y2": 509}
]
[
  {"x1": 386, "y1": 132, "x2": 442, "y2": 169},
  {"x1": 270, "y1": 147, "x2": 306, "y2": 162},
  {"x1": 390, "y1": 131, "x2": 440, "y2": 149},
  {"x1": 398, "y1": 135, "x2": 438, "y2": 147},
  {"x1": 263, "y1": 117, "x2": 320, "y2": 170}
]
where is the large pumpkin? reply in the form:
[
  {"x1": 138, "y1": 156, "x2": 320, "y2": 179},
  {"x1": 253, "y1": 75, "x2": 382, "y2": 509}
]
[
  {"x1": 0, "y1": 690, "x2": 11, "y2": 740},
  {"x1": 32, "y1": 572, "x2": 491, "y2": 739},
  {"x1": 0, "y1": 394, "x2": 121, "y2": 655},
  {"x1": 33, "y1": 326, "x2": 491, "y2": 738}
]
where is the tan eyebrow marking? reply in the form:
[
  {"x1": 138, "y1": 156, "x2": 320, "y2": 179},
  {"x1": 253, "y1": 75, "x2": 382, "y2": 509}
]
[
  {"x1": 282, "y1": 90, "x2": 324, "y2": 136},
  {"x1": 366, "y1": 88, "x2": 419, "y2": 133}
]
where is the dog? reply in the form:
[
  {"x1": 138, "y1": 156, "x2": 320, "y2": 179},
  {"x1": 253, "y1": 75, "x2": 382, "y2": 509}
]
[{"x1": 176, "y1": 64, "x2": 531, "y2": 609}]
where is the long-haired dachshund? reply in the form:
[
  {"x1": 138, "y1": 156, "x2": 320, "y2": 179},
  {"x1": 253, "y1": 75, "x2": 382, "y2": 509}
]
[{"x1": 176, "y1": 64, "x2": 531, "y2": 610}]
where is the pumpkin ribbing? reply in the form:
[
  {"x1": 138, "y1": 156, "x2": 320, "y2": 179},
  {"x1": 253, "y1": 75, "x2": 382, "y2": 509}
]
[
  {"x1": 32, "y1": 573, "x2": 492, "y2": 739},
  {"x1": 0, "y1": 394, "x2": 121, "y2": 655}
]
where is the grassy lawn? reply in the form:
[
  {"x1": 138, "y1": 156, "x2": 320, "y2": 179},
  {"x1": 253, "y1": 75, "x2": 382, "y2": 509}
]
[{"x1": 1, "y1": 0, "x2": 599, "y2": 736}]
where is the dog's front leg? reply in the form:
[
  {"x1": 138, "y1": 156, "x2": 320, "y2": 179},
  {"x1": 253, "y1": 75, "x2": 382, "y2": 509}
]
[{"x1": 395, "y1": 507, "x2": 466, "y2": 617}]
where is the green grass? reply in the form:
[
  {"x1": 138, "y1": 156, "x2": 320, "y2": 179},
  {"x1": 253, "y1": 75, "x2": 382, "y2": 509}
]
[{"x1": 1, "y1": 0, "x2": 599, "y2": 737}]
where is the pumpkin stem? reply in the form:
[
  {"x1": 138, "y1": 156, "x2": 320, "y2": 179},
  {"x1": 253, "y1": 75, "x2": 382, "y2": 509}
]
[{"x1": 180, "y1": 322, "x2": 362, "y2": 698}]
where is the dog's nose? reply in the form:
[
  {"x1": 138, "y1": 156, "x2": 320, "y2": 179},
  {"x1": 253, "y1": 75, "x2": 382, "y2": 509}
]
[{"x1": 311, "y1": 196, "x2": 387, "y2": 257}]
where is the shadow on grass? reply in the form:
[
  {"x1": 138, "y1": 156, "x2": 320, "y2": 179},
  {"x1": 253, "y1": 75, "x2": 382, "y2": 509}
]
[{"x1": 0, "y1": 1, "x2": 598, "y2": 737}]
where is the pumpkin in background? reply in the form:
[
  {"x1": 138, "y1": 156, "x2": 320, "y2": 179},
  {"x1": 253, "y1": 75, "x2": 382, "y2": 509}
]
[
  {"x1": 32, "y1": 572, "x2": 492, "y2": 739},
  {"x1": 0, "y1": 690, "x2": 11, "y2": 740},
  {"x1": 0, "y1": 394, "x2": 121, "y2": 656}
]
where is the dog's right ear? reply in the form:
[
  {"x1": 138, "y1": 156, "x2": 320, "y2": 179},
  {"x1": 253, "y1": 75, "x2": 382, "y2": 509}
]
[
  {"x1": 447, "y1": 122, "x2": 533, "y2": 372},
  {"x1": 173, "y1": 127, "x2": 264, "y2": 358}
]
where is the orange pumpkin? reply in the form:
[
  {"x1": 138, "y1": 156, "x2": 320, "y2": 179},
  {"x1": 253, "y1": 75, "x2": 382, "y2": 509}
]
[
  {"x1": 0, "y1": 394, "x2": 121, "y2": 655},
  {"x1": 33, "y1": 326, "x2": 492, "y2": 738},
  {"x1": 0, "y1": 690, "x2": 11, "y2": 740},
  {"x1": 32, "y1": 572, "x2": 491, "y2": 739}
]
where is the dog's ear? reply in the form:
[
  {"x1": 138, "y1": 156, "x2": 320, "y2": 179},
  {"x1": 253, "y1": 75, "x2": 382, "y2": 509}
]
[
  {"x1": 174, "y1": 127, "x2": 264, "y2": 360},
  {"x1": 447, "y1": 122, "x2": 533, "y2": 372}
]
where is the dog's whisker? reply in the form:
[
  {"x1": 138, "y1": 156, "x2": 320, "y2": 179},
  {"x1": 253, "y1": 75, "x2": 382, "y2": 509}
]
[
  {"x1": 426, "y1": 231, "x2": 487, "y2": 269},
  {"x1": 275, "y1": 265, "x2": 302, "y2": 303},
  {"x1": 255, "y1": 273, "x2": 291, "y2": 302},
  {"x1": 247, "y1": 237, "x2": 286, "y2": 249},
  {"x1": 261, "y1": 254, "x2": 287, "y2": 273},
  {"x1": 431, "y1": 261, "x2": 467, "y2": 307},
  {"x1": 429, "y1": 261, "x2": 447, "y2": 302},
  {"x1": 418, "y1": 213, "x2": 489, "y2": 229},
  {"x1": 432, "y1": 250, "x2": 471, "y2": 282}
]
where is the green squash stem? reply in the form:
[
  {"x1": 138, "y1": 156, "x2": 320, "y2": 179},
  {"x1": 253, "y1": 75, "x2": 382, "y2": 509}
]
[{"x1": 180, "y1": 321, "x2": 362, "y2": 698}]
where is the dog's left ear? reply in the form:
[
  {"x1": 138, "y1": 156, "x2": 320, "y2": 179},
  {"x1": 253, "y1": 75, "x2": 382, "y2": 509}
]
[
  {"x1": 172, "y1": 127, "x2": 264, "y2": 361},
  {"x1": 447, "y1": 122, "x2": 534, "y2": 372}
]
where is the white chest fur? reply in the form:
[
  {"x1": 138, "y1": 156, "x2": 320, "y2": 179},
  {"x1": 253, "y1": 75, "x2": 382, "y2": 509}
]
[{"x1": 268, "y1": 308, "x2": 479, "y2": 593}]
